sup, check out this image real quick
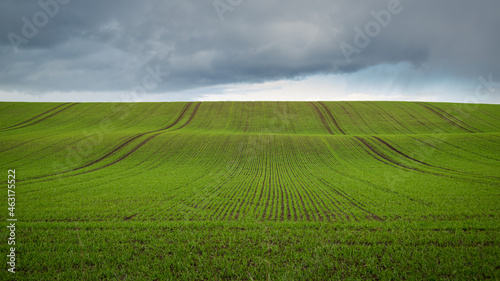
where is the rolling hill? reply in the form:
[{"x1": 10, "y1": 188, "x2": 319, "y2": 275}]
[{"x1": 1, "y1": 101, "x2": 499, "y2": 279}]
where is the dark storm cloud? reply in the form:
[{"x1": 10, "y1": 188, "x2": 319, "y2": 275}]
[{"x1": 0, "y1": 0, "x2": 499, "y2": 95}]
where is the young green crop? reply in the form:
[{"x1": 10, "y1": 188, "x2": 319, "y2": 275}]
[{"x1": 0, "y1": 101, "x2": 499, "y2": 280}]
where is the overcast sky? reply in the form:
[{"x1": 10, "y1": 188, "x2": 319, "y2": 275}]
[{"x1": 1, "y1": 0, "x2": 499, "y2": 103}]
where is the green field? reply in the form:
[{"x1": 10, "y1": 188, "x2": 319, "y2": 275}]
[{"x1": 1, "y1": 101, "x2": 499, "y2": 280}]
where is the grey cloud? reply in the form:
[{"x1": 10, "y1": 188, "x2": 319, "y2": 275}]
[{"x1": 0, "y1": 0, "x2": 499, "y2": 97}]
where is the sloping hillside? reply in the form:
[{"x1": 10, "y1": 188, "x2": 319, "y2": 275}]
[{"x1": 1, "y1": 101, "x2": 498, "y2": 222}]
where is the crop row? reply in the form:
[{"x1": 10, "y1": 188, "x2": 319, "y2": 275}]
[
  {"x1": 1, "y1": 102, "x2": 499, "y2": 222},
  {"x1": 2, "y1": 102, "x2": 500, "y2": 137}
]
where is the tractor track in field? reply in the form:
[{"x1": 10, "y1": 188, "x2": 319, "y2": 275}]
[
  {"x1": 409, "y1": 104, "x2": 453, "y2": 133},
  {"x1": 365, "y1": 102, "x2": 412, "y2": 134},
  {"x1": 355, "y1": 136, "x2": 500, "y2": 184},
  {"x1": 1, "y1": 103, "x2": 79, "y2": 132},
  {"x1": 457, "y1": 108, "x2": 500, "y2": 130},
  {"x1": 354, "y1": 136, "x2": 445, "y2": 177},
  {"x1": 9, "y1": 101, "x2": 499, "y2": 223},
  {"x1": 409, "y1": 137, "x2": 498, "y2": 166},
  {"x1": 474, "y1": 134, "x2": 500, "y2": 147},
  {"x1": 359, "y1": 136, "x2": 465, "y2": 179},
  {"x1": 348, "y1": 102, "x2": 379, "y2": 134},
  {"x1": 338, "y1": 102, "x2": 368, "y2": 133},
  {"x1": 373, "y1": 137, "x2": 446, "y2": 170},
  {"x1": 394, "y1": 103, "x2": 437, "y2": 132},
  {"x1": 334, "y1": 163, "x2": 432, "y2": 207},
  {"x1": 318, "y1": 102, "x2": 346, "y2": 135},
  {"x1": 374, "y1": 136, "x2": 500, "y2": 181},
  {"x1": 428, "y1": 103, "x2": 484, "y2": 132},
  {"x1": 417, "y1": 103, "x2": 479, "y2": 133},
  {"x1": 477, "y1": 108, "x2": 500, "y2": 122},
  {"x1": 321, "y1": 137, "x2": 433, "y2": 207},
  {"x1": 66, "y1": 102, "x2": 201, "y2": 177},
  {"x1": 338, "y1": 103, "x2": 351, "y2": 117},
  {"x1": 0, "y1": 136, "x2": 49, "y2": 153},
  {"x1": 2, "y1": 136, "x2": 97, "y2": 168},
  {"x1": 344, "y1": 102, "x2": 378, "y2": 134},
  {"x1": 21, "y1": 102, "x2": 200, "y2": 183},
  {"x1": 0, "y1": 103, "x2": 70, "y2": 131},
  {"x1": 338, "y1": 102, "x2": 370, "y2": 134},
  {"x1": 175, "y1": 102, "x2": 201, "y2": 130},
  {"x1": 309, "y1": 102, "x2": 333, "y2": 135},
  {"x1": 427, "y1": 136, "x2": 500, "y2": 162}
]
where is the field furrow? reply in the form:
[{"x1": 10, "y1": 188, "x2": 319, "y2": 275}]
[
  {"x1": 20, "y1": 102, "x2": 196, "y2": 182},
  {"x1": 0, "y1": 102, "x2": 72, "y2": 131},
  {"x1": 1, "y1": 101, "x2": 498, "y2": 224},
  {"x1": 418, "y1": 102, "x2": 478, "y2": 133},
  {"x1": 318, "y1": 102, "x2": 346, "y2": 135},
  {"x1": 309, "y1": 102, "x2": 333, "y2": 135}
]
